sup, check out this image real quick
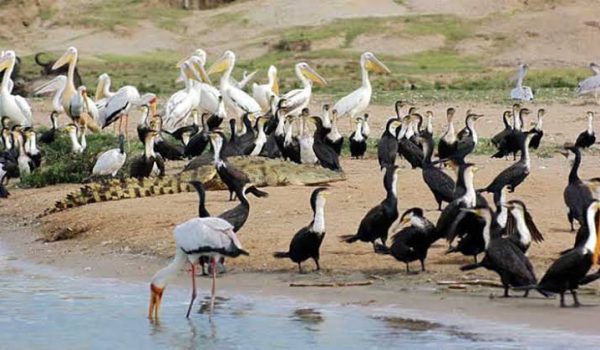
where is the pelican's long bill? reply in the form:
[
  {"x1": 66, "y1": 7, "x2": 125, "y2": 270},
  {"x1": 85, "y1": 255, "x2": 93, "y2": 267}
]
[
  {"x1": 301, "y1": 64, "x2": 327, "y2": 86},
  {"x1": 365, "y1": 54, "x2": 391, "y2": 74},
  {"x1": 189, "y1": 56, "x2": 211, "y2": 85},
  {"x1": 207, "y1": 53, "x2": 231, "y2": 76},
  {"x1": 52, "y1": 47, "x2": 77, "y2": 70},
  {"x1": 182, "y1": 61, "x2": 202, "y2": 83},
  {"x1": 0, "y1": 53, "x2": 12, "y2": 71}
]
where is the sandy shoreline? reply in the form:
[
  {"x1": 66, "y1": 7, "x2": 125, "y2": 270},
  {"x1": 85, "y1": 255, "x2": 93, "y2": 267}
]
[{"x1": 2, "y1": 217, "x2": 600, "y2": 336}]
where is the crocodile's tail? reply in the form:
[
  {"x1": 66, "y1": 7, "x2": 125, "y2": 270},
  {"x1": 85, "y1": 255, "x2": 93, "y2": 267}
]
[{"x1": 42, "y1": 176, "x2": 194, "y2": 217}]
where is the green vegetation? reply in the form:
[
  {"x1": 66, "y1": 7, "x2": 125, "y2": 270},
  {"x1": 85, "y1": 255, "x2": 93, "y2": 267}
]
[
  {"x1": 403, "y1": 15, "x2": 475, "y2": 43},
  {"x1": 21, "y1": 133, "x2": 144, "y2": 188}
]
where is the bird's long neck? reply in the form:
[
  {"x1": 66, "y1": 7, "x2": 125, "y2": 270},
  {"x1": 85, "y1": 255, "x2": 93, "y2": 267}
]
[
  {"x1": 220, "y1": 59, "x2": 235, "y2": 89},
  {"x1": 151, "y1": 248, "x2": 188, "y2": 289},
  {"x1": 312, "y1": 200, "x2": 326, "y2": 233},
  {"x1": 144, "y1": 135, "x2": 156, "y2": 158},
  {"x1": 583, "y1": 205, "x2": 598, "y2": 254},
  {"x1": 494, "y1": 191, "x2": 507, "y2": 228},
  {"x1": 511, "y1": 209, "x2": 531, "y2": 247},
  {"x1": 519, "y1": 135, "x2": 531, "y2": 166},
  {"x1": 422, "y1": 137, "x2": 433, "y2": 164},
  {"x1": 569, "y1": 148, "x2": 581, "y2": 183},
  {"x1": 360, "y1": 59, "x2": 371, "y2": 89},
  {"x1": 51, "y1": 115, "x2": 59, "y2": 129},
  {"x1": 197, "y1": 188, "x2": 210, "y2": 218},
  {"x1": 297, "y1": 66, "x2": 312, "y2": 90},
  {"x1": 386, "y1": 172, "x2": 398, "y2": 201},
  {"x1": 443, "y1": 118, "x2": 455, "y2": 142},
  {"x1": 482, "y1": 215, "x2": 492, "y2": 249},
  {"x1": 275, "y1": 112, "x2": 286, "y2": 136},
  {"x1": 516, "y1": 67, "x2": 525, "y2": 88},
  {"x1": 461, "y1": 170, "x2": 476, "y2": 207},
  {"x1": 1, "y1": 57, "x2": 14, "y2": 92},
  {"x1": 466, "y1": 117, "x2": 478, "y2": 144},
  {"x1": 587, "y1": 114, "x2": 594, "y2": 135},
  {"x1": 535, "y1": 113, "x2": 543, "y2": 131},
  {"x1": 212, "y1": 138, "x2": 225, "y2": 166}
]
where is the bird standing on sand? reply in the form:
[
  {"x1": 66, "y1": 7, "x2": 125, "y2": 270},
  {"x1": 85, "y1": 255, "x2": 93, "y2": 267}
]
[
  {"x1": 376, "y1": 208, "x2": 440, "y2": 273},
  {"x1": 576, "y1": 62, "x2": 600, "y2": 103},
  {"x1": 377, "y1": 117, "x2": 402, "y2": 169},
  {"x1": 349, "y1": 115, "x2": 367, "y2": 159},
  {"x1": 510, "y1": 63, "x2": 534, "y2": 101},
  {"x1": 148, "y1": 217, "x2": 249, "y2": 319},
  {"x1": 274, "y1": 187, "x2": 329, "y2": 273},
  {"x1": 341, "y1": 165, "x2": 399, "y2": 251},
  {"x1": 92, "y1": 134, "x2": 127, "y2": 177},
  {"x1": 562, "y1": 144, "x2": 594, "y2": 231},
  {"x1": 459, "y1": 207, "x2": 538, "y2": 298},
  {"x1": 574, "y1": 111, "x2": 596, "y2": 149}
]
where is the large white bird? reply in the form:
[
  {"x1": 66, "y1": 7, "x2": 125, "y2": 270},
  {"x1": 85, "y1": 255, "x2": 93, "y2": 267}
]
[
  {"x1": 52, "y1": 47, "x2": 100, "y2": 130},
  {"x1": 208, "y1": 50, "x2": 262, "y2": 119},
  {"x1": 148, "y1": 217, "x2": 249, "y2": 319},
  {"x1": 94, "y1": 73, "x2": 114, "y2": 103},
  {"x1": 333, "y1": 52, "x2": 390, "y2": 121},
  {"x1": 92, "y1": 134, "x2": 126, "y2": 177},
  {"x1": 510, "y1": 63, "x2": 534, "y2": 101},
  {"x1": 65, "y1": 123, "x2": 86, "y2": 154},
  {"x1": 0, "y1": 51, "x2": 32, "y2": 127},
  {"x1": 95, "y1": 78, "x2": 143, "y2": 137},
  {"x1": 34, "y1": 75, "x2": 67, "y2": 115},
  {"x1": 576, "y1": 62, "x2": 600, "y2": 103},
  {"x1": 282, "y1": 62, "x2": 327, "y2": 117},
  {"x1": 162, "y1": 60, "x2": 206, "y2": 133},
  {"x1": 252, "y1": 65, "x2": 280, "y2": 112}
]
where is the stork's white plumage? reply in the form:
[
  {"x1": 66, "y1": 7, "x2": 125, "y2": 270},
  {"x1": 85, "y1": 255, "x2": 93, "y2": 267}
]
[
  {"x1": 253, "y1": 65, "x2": 280, "y2": 113},
  {"x1": 148, "y1": 217, "x2": 248, "y2": 319},
  {"x1": 34, "y1": 75, "x2": 67, "y2": 115},
  {"x1": 162, "y1": 60, "x2": 204, "y2": 133},
  {"x1": 93, "y1": 135, "x2": 127, "y2": 177},
  {"x1": 510, "y1": 63, "x2": 534, "y2": 101},
  {"x1": 97, "y1": 85, "x2": 141, "y2": 133},
  {"x1": 333, "y1": 52, "x2": 390, "y2": 121},
  {"x1": 208, "y1": 51, "x2": 262, "y2": 119},
  {"x1": 0, "y1": 51, "x2": 32, "y2": 127},
  {"x1": 282, "y1": 62, "x2": 327, "y2": 117}
]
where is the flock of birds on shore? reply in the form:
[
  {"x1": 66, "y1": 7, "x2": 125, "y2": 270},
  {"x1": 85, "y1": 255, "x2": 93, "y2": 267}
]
[{"x1": 1, "y1": 47, "x2": 600, "y2": 319}]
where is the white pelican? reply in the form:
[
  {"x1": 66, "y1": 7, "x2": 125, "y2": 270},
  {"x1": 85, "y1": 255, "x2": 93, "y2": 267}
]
[
  {"x1": 207, "y1": 51, "x2": 262, "y2": 118},
  {"x1": 576, "y1": 62, "x2": 600, "y2": 103},
  {"x1": 282, "y1": 62, "x2": 327, "y2": 117},
  {"x1": 52, "y1": 47, "x2": 100, "y2": 130},
  {"x1": 162, "y1": 60, "x2": 205, "y2": 133},
  {"x1": 94, "y1": 73, "x2": 114, "y2": 103},
  {"x1": 148, "y1": 217, "x2": 248, "y2": 319},
  {"x1": 252, "y1": 65, "x2": 279, "y2": 112},
  {"x1": 34, "y1": 75, "x2": 67, "y2": 115},
  {"x1": 0, "y1": 51, "x2": 32, "y2": 127},
  {"x1": 188, "y1": 55, "x2": 221, "y2": 115},
  {"x1": 510, "y1": 63, "x2": 534, "y2": 101},
  {"x1": 333, "y1": 52, "x2": 390, "y2": 121},
  {"x1": 92, "y1": 134, "x2": 126, "y2": 177}
]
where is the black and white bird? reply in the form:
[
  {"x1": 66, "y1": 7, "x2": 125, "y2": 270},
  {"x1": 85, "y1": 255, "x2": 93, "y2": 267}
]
[
  {"x1": 482, "y1": 132, "x2": 535, "y2": 194},
  {"x1": 274, "y1": 187, "x2": 329, "y2": 273},
  {"x1": 530, "y1": 200, "x2": 600, "y2": 307},
  {"x1": 503, "y1": 200, "x2": 544, "y2": 253},
  {"x1": 92, "y1": 134, "x2": 127, "y2": 177},
  {"x1": 510, "y1": 63, "x2": 534, "y2": 101},
  {"x1": 377, "y1": 117, "x2": 401, "y2": 169},
  {"x1": 459, "y1": 207, "x2": 538, "y2": 298},
  {"x1": 39, "y1": 111, "x2": 59, "y2": 144},
  {"x1": 209, "y1": 132, "x2": 252, "y2": 201},
  {"x1": 148, "y1": 217, "x2": 249, "y2": 319},
  {"x1": 437, "y1": 107, "x2": 457, "y2": 161},
  {"x1": 130, "y1": 130, "x2": 164, "y2": 178},
  {"x1": 574, "y1": 111, "x2": 596, "y2": 149},
  {"x1": 341, "y1": 165, "x2": 399, "y2": 251},
  {"x1": 418, "y1": 134, "x2": 454, "y2": 210},
  {"x1": 349, "y1": 115, "x2": 367, "y2": 159},
  {"x1": 376, "y1": 208, "x2": 441, "y2": 273},
  {"x1": 562, "y1": 144, "x2": 595, "y2": 231},
  {"x1": 0, "y1": 163, "x2": 9, "y2": 198}
]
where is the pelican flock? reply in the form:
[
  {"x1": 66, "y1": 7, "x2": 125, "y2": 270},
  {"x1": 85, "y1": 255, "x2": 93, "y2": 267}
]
[{"x1": 2, "y1": 44, "x2": 600, "y2": 324}]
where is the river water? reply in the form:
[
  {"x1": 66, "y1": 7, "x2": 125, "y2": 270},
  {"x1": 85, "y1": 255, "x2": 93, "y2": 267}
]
[{"x1": 1, "y1": 246, "x2": 599, "y2": 349}]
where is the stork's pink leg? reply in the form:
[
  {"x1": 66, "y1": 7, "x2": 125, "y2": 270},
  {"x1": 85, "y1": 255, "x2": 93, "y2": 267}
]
[
  {"x1": 210, "y1": 257, "x2": 217, "y2": 317},
  {"x1": 185, "y1": 262, "x2": 197, "y2": 318}
]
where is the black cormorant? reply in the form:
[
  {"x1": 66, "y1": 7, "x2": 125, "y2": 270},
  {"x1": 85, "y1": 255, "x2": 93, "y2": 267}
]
[
  {"x1": 274, "y1": 187, "x2": 329, "y2": 273},
  {"x1": 562, "y1": 144, "x2": 594, "y2": 231},
  {"x1": 504, "y1": 200, "x2": 544, "y2": 253},
  {"x1": 574, "y1": 111, "x2": 595, "y2": 148},
  {"x1": 39, "y1": 111, "x2": 59, "y2": 144},
  {"x1": 340, "y1": 165, "x2": 399, "y2": 251},
  {"x1": 459, "y1": 207, "x2": 538, "y2": 297},
  {"x1": 532, "y1": 201, "x2": 600, "y2": 307},
  {"x1": 209, "y1": 132, "x2": 252, "y2": 201},
  {"x1": 437, "y1": 107, "x2": 457, "y2": 160},
  {"x1": 129, "y1": 130, "x2": 165, "y2": 178},
  {"x1": 449, "y1": 113, "x2": 484, "y2": 164},
  {"x1": 377, "y1": 118, "x2": 401, "y2": 169},
  {"x1": 349, "y1": 115, "x2": 367, "y2": 159},
  {"x1": 325, "y1": 110, "x2": 344, "y2": 155},
  {"x1": 283, "y1": 116, "x2": 301, "y2": 163},
  {"x1": 528, "y1": 108, "x2": 544, "y2": 149},
  {"x1": 482, "y1": 132, "x2": 535, "y2": 193},
  {"x1": 308, "y1": 116, "x2": 341, "y2": 171},
  {"x1": 376, "y1": 208, "x2": 441, "y2": 273},
  {"x1": 397, "y1": 115, "x2": 424, "y2": 169},
  {"x1": 418, "y1": 134, "x2": 454, "y2": 210}
]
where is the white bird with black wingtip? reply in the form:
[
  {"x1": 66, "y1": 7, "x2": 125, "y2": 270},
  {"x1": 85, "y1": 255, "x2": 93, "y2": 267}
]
[{"x1": 92, "y1": 134, "x2": 127, "y2": 177}]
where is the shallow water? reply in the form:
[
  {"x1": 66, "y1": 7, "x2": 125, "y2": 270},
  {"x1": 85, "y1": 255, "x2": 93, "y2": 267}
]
[{"x1": 0, "y1": 250, "x2": 599, "y2": 349}]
